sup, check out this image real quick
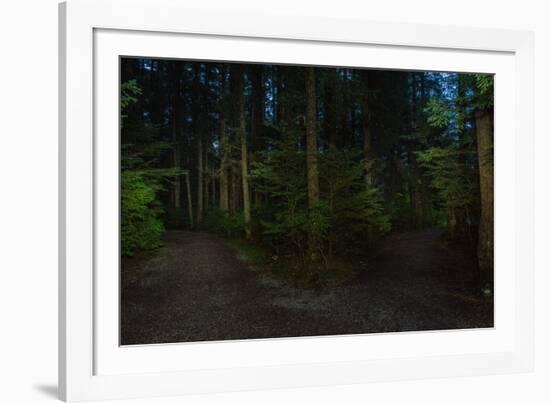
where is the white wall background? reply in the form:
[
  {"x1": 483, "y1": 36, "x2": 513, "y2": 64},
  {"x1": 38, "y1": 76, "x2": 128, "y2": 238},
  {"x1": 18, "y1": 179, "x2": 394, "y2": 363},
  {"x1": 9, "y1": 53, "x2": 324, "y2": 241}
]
[{"x1": 0, "y1": 0, "x2": 547, "y2": 402}]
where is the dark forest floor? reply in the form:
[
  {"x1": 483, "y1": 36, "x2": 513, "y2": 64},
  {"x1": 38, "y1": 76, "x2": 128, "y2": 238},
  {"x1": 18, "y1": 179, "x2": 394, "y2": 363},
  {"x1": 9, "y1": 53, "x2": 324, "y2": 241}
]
[{"x1": 121, "y1": 228, "x2": 493, "y2": 345}]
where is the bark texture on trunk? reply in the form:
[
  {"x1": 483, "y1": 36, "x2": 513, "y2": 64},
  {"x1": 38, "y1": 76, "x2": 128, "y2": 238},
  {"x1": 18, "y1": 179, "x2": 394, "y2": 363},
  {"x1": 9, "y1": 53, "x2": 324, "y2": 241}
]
[
  {"x1": 204, "y1": 148, "x2": 210, "y2": 209},
  {"x1": 196, "y1": 131, "x2": 203, "y2": 223},
  {"x1": 305, "y1": 67, "x2": 320, "y2": 261},
  {"x1": 250, "y1": 65, "x2": 264, "y2": 151},
  {"x1": 218, "y1": 117, "x2": 229, "y2": 211},
  {"x1": 184, "y1": 172, "x2": 194, "y2": 228},
  {"x1": 171, "y1": 65, "x2": 182, "y2": 209},
  {"x1": 324, "y1": 70, "x2": 337, "y2": 150},
  {"x1": 251, "y1": 66, "x2": 264, "y2": 207},
  {"x1": 194, "y1": 65, "x2": 204, "y2": 224},
  {"x1": 305, "y1": 67, "x2": 320, "y2": 206},
  {"x1": 475, "y1": 108, "x2": 494, "y2": 288},
  {"x1": 361, "y1": 72, "x2": 374, "y2": 187},
  {"x1": 235, "y1": 69, "x2": 252, "y2": 239}
]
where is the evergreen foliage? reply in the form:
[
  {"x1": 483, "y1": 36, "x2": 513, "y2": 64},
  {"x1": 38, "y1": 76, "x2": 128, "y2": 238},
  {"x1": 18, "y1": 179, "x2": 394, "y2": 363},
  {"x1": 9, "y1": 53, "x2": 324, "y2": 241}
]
[
  {"x1": 119, "y1": 58, "x2": 493, "y2": 285},
  {"x1": 121, "y1": 172, "x2": 164, "y2": 256},
  {"x1": 120, "y1": 79, "x2": 166, "y2": 256},
  {"x1": 321, "y1": 149, "x2": 390, "y2": 254}
]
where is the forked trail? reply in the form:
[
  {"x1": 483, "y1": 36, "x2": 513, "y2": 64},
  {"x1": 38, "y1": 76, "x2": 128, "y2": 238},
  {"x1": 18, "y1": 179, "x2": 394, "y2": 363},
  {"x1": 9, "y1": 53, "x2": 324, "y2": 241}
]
[{"x1": 121, "y1": 229, "x2": 493, "y2": 345}]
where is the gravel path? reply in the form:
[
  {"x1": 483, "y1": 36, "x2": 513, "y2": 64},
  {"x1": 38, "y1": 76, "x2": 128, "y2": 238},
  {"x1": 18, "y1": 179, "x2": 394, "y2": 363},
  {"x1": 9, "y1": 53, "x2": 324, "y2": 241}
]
[{"x1": 121, "y1": 229, "x2": 493, "y2": 345}]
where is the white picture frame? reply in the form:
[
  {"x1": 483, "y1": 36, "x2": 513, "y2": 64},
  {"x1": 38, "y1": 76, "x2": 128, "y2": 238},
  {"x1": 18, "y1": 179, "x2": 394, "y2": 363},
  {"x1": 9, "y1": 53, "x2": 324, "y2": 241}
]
[{"x1": 59, "y1": 0, "x2": 534, "y2": 401}]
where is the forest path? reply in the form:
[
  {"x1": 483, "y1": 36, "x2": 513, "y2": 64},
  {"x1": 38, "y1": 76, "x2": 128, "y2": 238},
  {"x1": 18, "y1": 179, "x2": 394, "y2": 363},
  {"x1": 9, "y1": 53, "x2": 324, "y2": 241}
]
[{"x1": 121, "y1": 228, "x2": 493, "y2": 345}]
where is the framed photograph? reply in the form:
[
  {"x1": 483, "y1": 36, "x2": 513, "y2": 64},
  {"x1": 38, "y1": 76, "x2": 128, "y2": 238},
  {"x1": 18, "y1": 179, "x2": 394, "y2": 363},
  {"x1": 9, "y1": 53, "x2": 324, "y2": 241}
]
[{"x1": 59, "y1": 0, "x2": 534, "y2": 401}]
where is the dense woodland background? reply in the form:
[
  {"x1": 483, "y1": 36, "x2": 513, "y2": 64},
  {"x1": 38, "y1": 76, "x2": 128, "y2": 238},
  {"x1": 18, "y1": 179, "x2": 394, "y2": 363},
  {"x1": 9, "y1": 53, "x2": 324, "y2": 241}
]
[{"x1": 120, "y1": 58, "x2": 494, "y2": 290}]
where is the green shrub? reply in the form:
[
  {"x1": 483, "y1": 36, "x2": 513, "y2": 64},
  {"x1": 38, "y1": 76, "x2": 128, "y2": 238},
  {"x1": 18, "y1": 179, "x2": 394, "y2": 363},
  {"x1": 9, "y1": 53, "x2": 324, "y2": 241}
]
[
  {"x1": 203, "y1": 207, "x2": 245, "y2": 238},
  {"x1": 253, "y1": 139, "x2": 390, "y2": 263},
  {"x1": 321, "y1": 149, "x2": 391, "y2": 253},
  {"x1": 251, "y1": 134, "x2": 310, "y2": 257},
  {"x1": 121, "y1": 171, "x2": 164, "y2": 256}
]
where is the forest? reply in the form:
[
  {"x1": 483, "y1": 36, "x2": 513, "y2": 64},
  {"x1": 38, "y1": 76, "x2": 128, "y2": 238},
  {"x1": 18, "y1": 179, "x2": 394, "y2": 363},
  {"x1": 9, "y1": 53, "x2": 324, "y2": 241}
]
[{"x1": 120, "y1": 58, "x2": 494, "y2": 344}]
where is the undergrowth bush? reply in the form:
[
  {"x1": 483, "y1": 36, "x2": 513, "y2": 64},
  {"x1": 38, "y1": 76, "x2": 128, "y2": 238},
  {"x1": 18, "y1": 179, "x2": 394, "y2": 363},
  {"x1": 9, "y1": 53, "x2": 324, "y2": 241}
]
[
  {"x1": 121, "y1": 171, "x2": 164, "y2": 256},
  {"x1": 203, "y1": 207, "x2": 245, "y2": 238}
]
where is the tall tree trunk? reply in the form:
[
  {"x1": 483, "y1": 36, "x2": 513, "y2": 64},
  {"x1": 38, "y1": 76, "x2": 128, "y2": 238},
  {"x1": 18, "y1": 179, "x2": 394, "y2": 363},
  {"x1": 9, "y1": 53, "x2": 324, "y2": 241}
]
[
  {"x1": 230, "y1": 167, "x2": 238, "y2": 214},
  {"x1": 276, "y1": 66, "x2": 287, "y2": 136},
  {"x1": 448, "y1": 208, "x2": 457, "y2": 240},
  {"x1": 250, "y1": 65, "x2": 264, "y2": 151},
  {"x1": 204, "y1": 149, "x2": 210, "y2": 209},
  {"x1": 361, "y1": 71, "x2": 374, "y2": 186},
  {"x1": 306, "y1": 67, "x2": 320, "y2": 205},
  {"x1": 417, "y1": 67, "x2": 433, "y2": 232},
  {"x1": 409, "y1": 73, "x2": 423, "y2": 228},
  {"x1": 184, "y1": 172, "x2": 194, "y2": 228},
  {"x1": 211, "y1": 168, "x2": 216, "y2": 207},
  {"x1": 305, "y1": 67, "x2": 320, "y2": 259},
  {"x1": 195, "y1": 65, "x2": 204, "y2": 225},
  {"x1": 475, "y1": 108, "x2": 494, "y2": 290},
  {"x1": 170, "y1": 65, "x2": 182, "y2": 210},
  {"x1": 203, "y1": 65, "x2": 211, "y2": 212},
  {"x1": 196, "y1": 133, "x2": 204, "y2": 223},
  {"x1": 250, "y1": 65, "x2": 264, "y2": 206},
  {"x1": 340, "y1": 70, "x2": 350, "y2": 149},
  {"x1": 218, "y1": 67, "x2": 229, "y2": 212},
  {"x1": 218, "y1": 117, "x2": 229, "y2": 211},
  {"x1": 235, "y1": 68, "x2": 252, "y2": 239},
  {"x1": 172, "y1": 141, "x2": 181, "y2": 208},
  {"x1": 324, "y1": 70, "x2": 337, "y2": 150},
  {"x1": 409, "y1": 154, "x2": 423, "y2": 228}
]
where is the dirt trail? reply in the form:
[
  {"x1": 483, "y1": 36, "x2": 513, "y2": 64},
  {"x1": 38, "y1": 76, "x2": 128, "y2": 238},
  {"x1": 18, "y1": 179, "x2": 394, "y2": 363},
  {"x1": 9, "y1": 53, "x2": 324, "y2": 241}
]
[{"x1": 121, "y1": 229, "x2": 493, "y2": 345}]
